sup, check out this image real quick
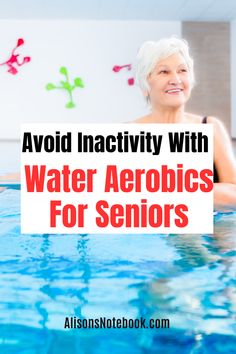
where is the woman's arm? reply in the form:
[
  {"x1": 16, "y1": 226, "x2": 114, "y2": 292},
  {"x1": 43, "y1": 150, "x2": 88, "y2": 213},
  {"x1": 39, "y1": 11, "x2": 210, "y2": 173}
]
[
  {"x1": 214, "y1": 183, "x2": 236, "y2": 211},
  {"x1": 208, "y1": 116, "x2": 236, "y2": 211},
  {"x1": 0, "y1": 173, "x2": 20, "y2": 181},
  {"x1": 0, "y1": 173, "x2": 20, "y2": 192}
]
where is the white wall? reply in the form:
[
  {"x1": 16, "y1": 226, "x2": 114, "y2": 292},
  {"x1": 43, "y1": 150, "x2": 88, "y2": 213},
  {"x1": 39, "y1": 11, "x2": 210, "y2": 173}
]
[
  {"x1": 0, "y1": 141, "x2": 20, "y2": 174},
  {"x1": 0, "y1": 20, "x2": 181, "y2": 140}
]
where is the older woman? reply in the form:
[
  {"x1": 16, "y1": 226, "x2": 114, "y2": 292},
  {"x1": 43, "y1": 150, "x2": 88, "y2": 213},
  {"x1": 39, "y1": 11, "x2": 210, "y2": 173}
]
[{"x1": 134, "y1": 37, "x2": 236, "y2": 211}]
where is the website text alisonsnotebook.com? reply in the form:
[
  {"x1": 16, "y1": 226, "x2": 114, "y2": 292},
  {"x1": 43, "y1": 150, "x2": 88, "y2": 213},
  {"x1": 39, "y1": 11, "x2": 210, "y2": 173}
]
[{"x1": 64, "y1": 317, "x2": 170, "y2": 329}]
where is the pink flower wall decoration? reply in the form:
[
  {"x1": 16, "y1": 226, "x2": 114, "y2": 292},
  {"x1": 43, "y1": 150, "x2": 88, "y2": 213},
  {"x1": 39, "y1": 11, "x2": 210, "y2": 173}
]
[
  {"x1": 112, "y1": 64, "x2": 134, "y2": 86},
  {"x1": 0, "y1": 38, "x2": 31, "y2": 75}
]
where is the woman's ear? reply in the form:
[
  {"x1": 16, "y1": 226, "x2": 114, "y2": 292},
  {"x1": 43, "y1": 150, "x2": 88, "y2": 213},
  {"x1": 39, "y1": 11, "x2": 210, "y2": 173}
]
[
  {"x1": 143, "y1": 90, "x2": 150, "y2": 105},
  {"x1": 143, "y1": 90, "x2": 149, "y2": 98}
]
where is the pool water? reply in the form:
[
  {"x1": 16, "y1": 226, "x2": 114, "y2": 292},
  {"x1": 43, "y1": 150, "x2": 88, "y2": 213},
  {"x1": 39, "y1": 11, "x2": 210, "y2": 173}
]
[{"x1": 0, "y1": 189, "x2": 236, "y2": 353}]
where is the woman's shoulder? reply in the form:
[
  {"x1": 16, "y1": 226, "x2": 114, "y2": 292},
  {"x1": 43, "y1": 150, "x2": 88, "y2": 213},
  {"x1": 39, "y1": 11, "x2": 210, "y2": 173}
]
[
  {"x1": 133, "y1": 113, "x2": 205, "y2": 123},
  {"x1": 132, "y1": 113, "x2": 225, "y2": 125},
  {"x1": 205, "y1": 116, "x2": 230, "y2": 144},
  {"x1": 200, "y1": 116, "x2": 229, "y2": 140},
  {"x1": 132, "y1": 115, "x2": 152, "y2": 123},
  {"x1": 185, "y1": 113, "x2": 225, "y2": 125},
  {"x1": 203, "y1": 115, "x2": 224, "y2": 127},
  {"x1": 184, "y1": 112, "x2": 204, "y2": 123}
]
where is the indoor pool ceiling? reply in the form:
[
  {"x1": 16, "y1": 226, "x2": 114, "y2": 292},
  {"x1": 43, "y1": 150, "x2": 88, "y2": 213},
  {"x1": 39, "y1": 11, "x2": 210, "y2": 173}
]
[{"x1": 1, "y1": 0, "x2": 236, "y2": 21}]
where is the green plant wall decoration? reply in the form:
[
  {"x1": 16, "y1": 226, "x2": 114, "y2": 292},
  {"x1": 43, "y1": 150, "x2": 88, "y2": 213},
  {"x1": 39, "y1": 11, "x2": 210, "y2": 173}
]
[{"x1": 46, "y1": 66, "x2": 84, "y2": 108}]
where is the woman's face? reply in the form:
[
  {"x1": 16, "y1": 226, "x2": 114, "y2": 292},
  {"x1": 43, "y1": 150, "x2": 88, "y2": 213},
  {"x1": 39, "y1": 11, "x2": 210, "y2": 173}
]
[{"x1": 146, "y1": 52, "x2": 191, "y2": 109}]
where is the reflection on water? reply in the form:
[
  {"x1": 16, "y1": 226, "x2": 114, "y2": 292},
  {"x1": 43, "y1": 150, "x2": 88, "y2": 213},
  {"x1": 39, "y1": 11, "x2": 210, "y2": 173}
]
[
  {"x1": 138, "y1": 214, "x2": 236, "y2": 352},
  {"x1": 0, "y1": 190, "x2": 236, "y2": 353}
]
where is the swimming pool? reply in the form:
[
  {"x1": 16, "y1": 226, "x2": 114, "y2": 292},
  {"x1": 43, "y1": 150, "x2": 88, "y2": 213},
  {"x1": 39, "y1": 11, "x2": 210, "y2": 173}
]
[{"x1": 0, "y1": 188, "x2": 236, "y2": 353}]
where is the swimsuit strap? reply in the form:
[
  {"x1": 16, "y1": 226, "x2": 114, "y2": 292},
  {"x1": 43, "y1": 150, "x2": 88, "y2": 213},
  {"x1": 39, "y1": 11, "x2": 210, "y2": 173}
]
[{"x1": 202, "y1": 115, "x2": 220, "y2": 183}]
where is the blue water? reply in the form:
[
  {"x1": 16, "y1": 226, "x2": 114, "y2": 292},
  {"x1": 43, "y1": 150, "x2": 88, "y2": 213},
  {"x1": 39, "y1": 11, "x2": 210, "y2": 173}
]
[{"x1": 0, "y1": 189, "x2": 236, "y2": 354}]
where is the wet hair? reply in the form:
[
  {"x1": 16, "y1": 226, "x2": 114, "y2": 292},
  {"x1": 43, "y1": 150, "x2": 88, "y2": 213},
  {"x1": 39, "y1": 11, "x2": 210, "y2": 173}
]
[{"x1": 135, "y1": 37, "x2": 195, "y2": 95}]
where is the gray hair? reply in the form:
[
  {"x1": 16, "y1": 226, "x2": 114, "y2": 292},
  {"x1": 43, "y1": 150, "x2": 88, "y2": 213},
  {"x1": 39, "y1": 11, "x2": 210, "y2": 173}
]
[{"x1": 135, "y1": 37, "x2": 195, "y2": 94}]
